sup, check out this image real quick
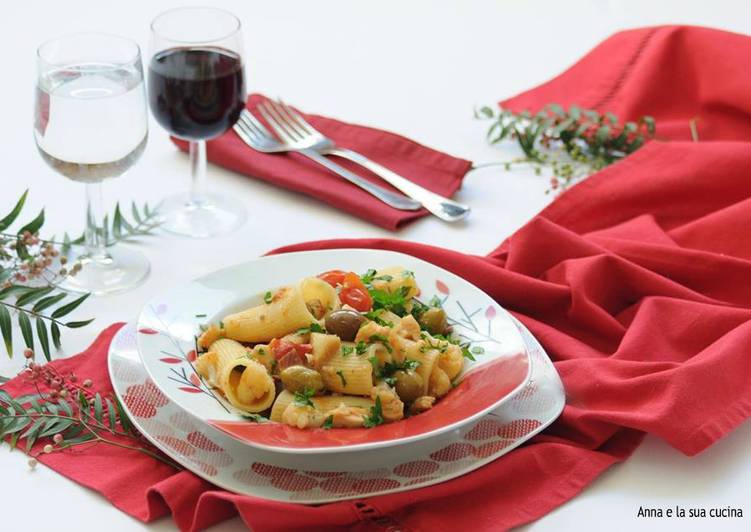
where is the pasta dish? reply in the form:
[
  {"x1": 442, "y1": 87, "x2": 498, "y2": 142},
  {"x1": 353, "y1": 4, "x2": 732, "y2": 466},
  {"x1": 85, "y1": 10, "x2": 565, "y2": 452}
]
[{"x1": 194, "y1": 267, "x2": 479, "y2": 430}]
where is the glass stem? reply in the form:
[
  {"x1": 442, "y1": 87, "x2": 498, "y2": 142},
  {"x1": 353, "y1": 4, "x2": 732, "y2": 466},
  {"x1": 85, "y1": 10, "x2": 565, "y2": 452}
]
[
  {"x1": 85, "y1": 181, "x2": 109, "y2": 262},
  {"x1": 189, "y1": 140, "x2": 207, "y2": 206}
]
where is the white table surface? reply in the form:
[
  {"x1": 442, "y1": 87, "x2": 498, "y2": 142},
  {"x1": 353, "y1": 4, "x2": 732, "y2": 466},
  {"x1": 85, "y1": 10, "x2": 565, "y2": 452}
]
[{"x1": 1, "y1": 1, "x2": 749, "y2": 530}]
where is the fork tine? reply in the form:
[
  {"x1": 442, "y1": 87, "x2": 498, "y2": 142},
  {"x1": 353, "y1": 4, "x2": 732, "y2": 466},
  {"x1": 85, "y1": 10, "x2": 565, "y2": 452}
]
[
  {"x1": 259, "y1": 102, "x2": 299, "y2": 143},
  {"x1": 240, "y1": 110, "x2": 274, "y2": 139},
  {"x1": 269, "y1": 99, "x2": 309, "y2": 137},
  {"x1": 277, "y1": 100, "x2": 314, "y2": 135},
  {"x1": 235, "y1": 116, "x2": 264, "y2": 143}
]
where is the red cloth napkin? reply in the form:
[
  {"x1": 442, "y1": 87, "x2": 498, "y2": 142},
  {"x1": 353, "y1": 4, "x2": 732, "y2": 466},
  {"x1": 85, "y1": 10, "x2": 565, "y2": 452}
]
[
  {"x1": 172, "y1": 94, "x2": 473, "y2": 230},
  {"x1": 4, "y1": 25, "x2": 751, "y2": 531}
]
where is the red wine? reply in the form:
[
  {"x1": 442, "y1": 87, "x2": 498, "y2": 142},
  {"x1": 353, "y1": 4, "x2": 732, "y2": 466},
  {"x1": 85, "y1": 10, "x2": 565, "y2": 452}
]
[{"x1": 148, "y1": 47, "x2": 245, "y2": 140}]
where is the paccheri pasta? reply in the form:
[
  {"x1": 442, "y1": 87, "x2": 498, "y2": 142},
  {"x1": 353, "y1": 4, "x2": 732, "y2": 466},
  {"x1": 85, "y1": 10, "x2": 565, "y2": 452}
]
[{"x1": 194, "y1": 267, "x2": 477, "y2": 430}]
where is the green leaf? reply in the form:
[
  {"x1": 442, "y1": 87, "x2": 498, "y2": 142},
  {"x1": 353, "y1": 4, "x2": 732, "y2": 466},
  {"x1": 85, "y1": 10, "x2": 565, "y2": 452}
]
[
  {"x1": 93, "y1": 393, "x2": 103, "y2": 423},
  {"x1": 112, "y1": 204, "x2": 123, "y2": 239},
  {"x1": 17, "y1": 209, "x2": 45, "y2": 236},
  {"x1": 595, "y1": 125, "x2": 611, "y2": 144},
  {"x1": 0, "y1": 190, "x2": 28, "y2": 231},
  {"x1": 131, "y1": 202, "x2": 143, "y2": 224},
  {"x1": 51, "y1": 322, "x2": 61, "y2": 350},
  {"x1": 16, "y1": 286, "x2": 54, "y2": 307},
  {"x1": 568, "y1": 105, "x2": 581, "y2": 120},
  {"x1": 33, "y1": 293, "x2": 67, "y2": 313},
  {"x1": 51, "y1": 293, "x2": 90, "y2": 319},
  {"x1": 641, "y1": 115, "x2": 656, "y2": 136},
  {"x1": 0, "y1": 305, "x2": 12, "y2": 357},
  {"x1": 105, "y1": 398, "x2": 117, "y2": 431},
  {"x1": 65, "y1": 319, "x2": 95, "y2": 329},
  {"x1": 35, "y1": 317, "x2": 51, "y2": 361},
  {"x1": 57, "y1": 399, "x2": 73, "y2": 417},
  {"x1": 548, "y1": 103, "x2": 565, "y2": 116},
  {"x1": 113, "y1": 396, "x2": 132, "y2": 433},
  {"x1": 22, "y1": 418, "x2": 44, "y2": 451},
  {"x1": 17, "y1": 311, "x2": 33, "y2": 350}
]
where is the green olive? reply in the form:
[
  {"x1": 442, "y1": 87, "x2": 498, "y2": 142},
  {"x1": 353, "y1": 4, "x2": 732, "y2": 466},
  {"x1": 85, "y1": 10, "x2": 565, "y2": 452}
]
[
  {"x1": 394, "y1": 370, "x2": 423, "y2": 403},
  {"x1": 280, "y1": 365, "x2": 324, "y2": 394},
  {"x1": 325, "y1": 309, "x2": 365, "y2": 341},
  {"x1": 418, "y1": 307, "x2": 449, "y2": 335}
]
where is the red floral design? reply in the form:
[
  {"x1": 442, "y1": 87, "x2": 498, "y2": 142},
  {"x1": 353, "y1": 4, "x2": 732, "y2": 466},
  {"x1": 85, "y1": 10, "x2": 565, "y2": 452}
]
[
  {"x1": 189, "y1": 374, "x2": 201, "y2": 387},
  {"x1": 186, "y1": 349, "x2": 197, "y2": 362},
  {"x1": 485, "y1": 305, "x2": 497, "y2": 320},
  {"x1": 138, "y1": 328, "x2": 159, "y2": 335},
  {"x1": 352, "y1": 478, "x2": 401, "y2": 493},
  {"x1": 270, "y1": 473, "x2": 318, "y2": 492},
  {"x1": 497, "y1": 419, "x2": 541, "y2": 440},
  {"x1": 464, "y1": 418, "x2": 503, "y2": 441},
  {"x1": 393, "y1": 460, "x2": 439, "y2": 478},
  {"x1": 320, "y1": 476, "x2": 358, "y2": 493},
  {"x1": 304, "y1": 471, "x2": 346, "y2": 478},
  {"x1": 473, "y1": 439, "x2": 514, "y2": 458},
  {"x1": 251, "y1": 463, "x2": 296, "y2": 478},
  {"x1": 190, "y1": 460, "x2": 218, "y2": 477},
  {"x1": 155, "y1": 435, "x2": 196, "y2": 456},
  {"x1": 429, "y1": 442, "x2": 474, "y2": 462},
  {"x1": 179, "y1": 387, "x2": 203, "y2": 394},
  {"x1": 122, "y1": 381, "x2": 168, "y2": 418},
  {"x1": 435, "y1": 279, "x2": 450, "y2": 295},
  {"x1": 159, "y1": 357, "x2": 183, "y2": 364},
  {"x1": 187, "y1": 431, "x2": 223, "y2": 452}
]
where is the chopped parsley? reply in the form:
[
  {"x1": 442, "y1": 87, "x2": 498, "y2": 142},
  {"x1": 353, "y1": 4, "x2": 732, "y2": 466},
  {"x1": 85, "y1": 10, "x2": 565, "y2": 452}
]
[
  {"x1": 293, "y1": 386, "x2": 316, "y2": 407},
  {"x1": 420, "y1": 332, "x2": 449, "y2": 353},
  {"x1": 360, "y1": 269, "x2": 394, "y2": 286},
  {"x1": 322, "y1": 415, "x2": 334, "y2": 429},
  {"x1": 372, "y1": 358, "x2": 420, "y2": 380},
  {"x1": 355, "y1": 341, "x2": 368, "y2": 355},
  {"x1": 296, "y1": 322, "x2": 326, "y2": 334},
  {"x1": 364, "y1": 309, "x2": 394, "y2": 327},
  {"x1": 218, "y1": 321, "x2": 225, "y2": 329},
  {"x1": 341, "y1": 345, "x2": 355, "y2": 357},
  {"x1": 194, "y1": 313, "x2": 207, "y2": 318},
  {"x1": 368, "y1": 334, "x2": 393, "y2": 353},
  {"x1": 336, "y1": 369, "x2": 347, "y2": 387},
  {"x1": 363, "y1": 396, "x2": 384, "y2": 428},
  {"x1": 263, "y1": 291, "x2": 273, "y2": 304},
  {"x1": 461, "y1": 344, "x2": 476, "y2": 361},
  {"x1": 369, "y1": 285, "x2": 411, "y2": 316},
  {"x1": 401, "y1": 270, "x2": 415, "y2": 279},
  {"x1": 241, "y1": 413, "x2": 269, "y2": 423}
]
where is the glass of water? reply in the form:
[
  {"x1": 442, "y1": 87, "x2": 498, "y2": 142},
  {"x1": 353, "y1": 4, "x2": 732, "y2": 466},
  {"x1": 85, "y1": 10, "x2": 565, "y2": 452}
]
[{"x1": 34, "y1": 33, "x2": 150, "y2": 295}]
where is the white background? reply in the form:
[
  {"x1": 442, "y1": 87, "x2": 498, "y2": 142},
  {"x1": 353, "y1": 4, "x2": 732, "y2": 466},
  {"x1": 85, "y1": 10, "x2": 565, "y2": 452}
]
[{"x1": 1, "y1": 0, "x2": 749, "y2": 530}]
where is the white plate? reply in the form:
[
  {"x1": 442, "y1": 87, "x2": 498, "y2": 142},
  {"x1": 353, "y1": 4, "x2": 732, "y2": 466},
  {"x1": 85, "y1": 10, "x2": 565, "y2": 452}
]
[
  {"x1": 135, "y1": 249, "x2": 531, "y2": 453},
  {"x1": 110, "y1": 320, "x2": 564, "y2": 503}
]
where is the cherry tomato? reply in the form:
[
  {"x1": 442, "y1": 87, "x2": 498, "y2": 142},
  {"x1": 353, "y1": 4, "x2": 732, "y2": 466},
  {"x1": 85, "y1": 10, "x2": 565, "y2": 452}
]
[
  {"x1": 343, "y1": 272, "x2": 367, "y2": 291},
  {"x1": 318, "y1": 269, "x2": 347, "y2": 287},
  {"x1": 340, "y1": 286, "x2": 372, "y2": 311}
]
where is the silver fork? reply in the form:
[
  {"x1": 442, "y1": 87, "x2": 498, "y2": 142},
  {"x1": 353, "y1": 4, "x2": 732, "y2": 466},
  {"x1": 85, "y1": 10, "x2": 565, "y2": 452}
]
[
  {"x1": 258, "y1": 99, "x2": 470, "y2": 222},
  {"x1": 233, "y1": 111, "x2": 420, "y2": 211}
]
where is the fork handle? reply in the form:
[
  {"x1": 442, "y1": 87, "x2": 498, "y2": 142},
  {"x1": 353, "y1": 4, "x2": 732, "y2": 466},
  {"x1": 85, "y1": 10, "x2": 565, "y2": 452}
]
[
  {"x1": 325, "y1": 148, "x2": 470, "y2": 222},
  {"x1": 297, "y1": 149, "x2": 421, "y2": 211}
]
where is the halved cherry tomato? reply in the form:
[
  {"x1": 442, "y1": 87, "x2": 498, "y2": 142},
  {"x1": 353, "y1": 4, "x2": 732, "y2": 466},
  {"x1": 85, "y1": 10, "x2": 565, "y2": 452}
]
[
  {"x1": 318, "y1": 269, "x2": 347, "y2": 287},
  {"x1": 270, "y1": 338, "x2": 313, "y2": 360},
  {"x1": 277, "y1": 351, "x2": 305, "y2": 371},
  {"x1": 340, "y1": 286, "x2": 372, "y2": 311}
]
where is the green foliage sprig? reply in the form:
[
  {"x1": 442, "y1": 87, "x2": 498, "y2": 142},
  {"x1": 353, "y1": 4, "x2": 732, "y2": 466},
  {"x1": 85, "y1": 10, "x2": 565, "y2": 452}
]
[
  {"x1": 0, "y1": 191, "x2": 160, "y2": 363},
  {"x1": 475, "y1": 104, "x2": 656, "y2": 192},
  {"x1": 61, "y1": 201, "x2": 161, "y2": 252},
  {"x1": 0, "y1": 373, "x2": 178, "y2": 468}
]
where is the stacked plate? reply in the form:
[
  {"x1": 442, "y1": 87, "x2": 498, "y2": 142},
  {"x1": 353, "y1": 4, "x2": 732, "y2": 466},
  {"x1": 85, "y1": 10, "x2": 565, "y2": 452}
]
[{"x1": 108, "y1": 249, "x2": 565, "y2": 503}]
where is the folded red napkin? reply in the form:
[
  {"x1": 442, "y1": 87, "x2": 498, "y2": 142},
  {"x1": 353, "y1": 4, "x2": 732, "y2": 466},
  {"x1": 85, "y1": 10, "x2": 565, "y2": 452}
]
[
  {"x1": 172, "y1": 94, "x2": 473, "y2": 230},
  {"x1": 5, "y1": 25, "x2": 751, "y2": 531}
]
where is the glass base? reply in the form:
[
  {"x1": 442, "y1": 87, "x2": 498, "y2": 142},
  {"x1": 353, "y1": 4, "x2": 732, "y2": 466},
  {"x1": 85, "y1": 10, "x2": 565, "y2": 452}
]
[
  {"x1": 60, "y1": 247, "x2": 150, "y2": 296},
  {"x1": 159, "y1": 192, "x2": 247, "y2": 238}
]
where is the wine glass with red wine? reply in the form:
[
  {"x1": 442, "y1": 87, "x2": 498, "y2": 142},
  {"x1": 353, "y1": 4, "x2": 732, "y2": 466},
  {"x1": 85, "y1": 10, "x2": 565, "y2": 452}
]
[{"x1": 148, "y1": 7, "x2": 247, "y2": 238}]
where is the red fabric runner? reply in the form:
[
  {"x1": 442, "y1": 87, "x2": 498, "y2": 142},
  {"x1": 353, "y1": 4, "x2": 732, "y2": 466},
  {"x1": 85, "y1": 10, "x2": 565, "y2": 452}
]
[
  {"x1": 172, "y1": 94, "x2": 473, "y2": 231},
  {"x1": 4, "y1": 24, "x2": 751, "y2": 531}
]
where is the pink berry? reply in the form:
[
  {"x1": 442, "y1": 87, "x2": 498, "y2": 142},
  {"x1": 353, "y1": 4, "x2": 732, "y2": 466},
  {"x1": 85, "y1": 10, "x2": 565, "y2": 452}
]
[
  {"x1": 83, "y1": 379, "x2": 93, "y2": 388},
  {"x1": 23, "y1": 349, "x2": 34, "y2": 359},
  {"x1": 43, "y1": 444, "x2": 53, "y2": 454},
  {"x1": 53, "y1": 434, "x2": 63, "y2": 444},
  {"x1": 28, "y1": 458, "x2": 38, "y2": 469}
]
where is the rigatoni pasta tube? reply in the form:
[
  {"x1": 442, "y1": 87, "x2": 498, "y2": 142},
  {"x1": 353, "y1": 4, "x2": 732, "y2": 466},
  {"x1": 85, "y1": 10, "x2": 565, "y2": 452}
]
[
  {"x1": 195, "y1": 339, "x2": 275, "y2": 413},
  {"x1": 223, "y1": 282, "x2": 317, "y2": 343},
  {"x1": 270, "y1": 390, "x2": 374, "y2": 422},
  {"x1": 320, "y1": 349, "x2": 374, "y2": 395}
]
